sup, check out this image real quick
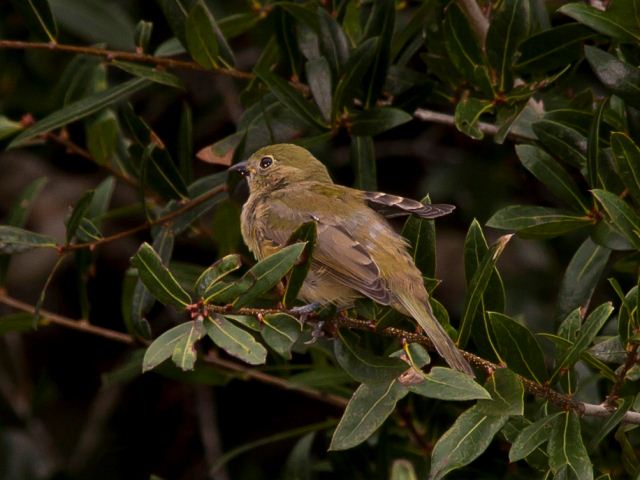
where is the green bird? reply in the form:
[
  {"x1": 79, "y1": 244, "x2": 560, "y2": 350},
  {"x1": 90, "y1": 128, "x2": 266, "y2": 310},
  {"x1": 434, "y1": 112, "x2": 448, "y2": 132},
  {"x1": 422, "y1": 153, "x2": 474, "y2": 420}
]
[{"x1": 231, "y1": 144, "x2": 472, "y2": 375}]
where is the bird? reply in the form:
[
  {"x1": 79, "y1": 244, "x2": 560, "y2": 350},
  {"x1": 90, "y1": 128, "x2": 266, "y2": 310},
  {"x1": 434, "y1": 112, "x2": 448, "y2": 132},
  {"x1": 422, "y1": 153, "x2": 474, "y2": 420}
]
[{"x1": 230, "y1": 143, "x2": 473, "y2": 375}]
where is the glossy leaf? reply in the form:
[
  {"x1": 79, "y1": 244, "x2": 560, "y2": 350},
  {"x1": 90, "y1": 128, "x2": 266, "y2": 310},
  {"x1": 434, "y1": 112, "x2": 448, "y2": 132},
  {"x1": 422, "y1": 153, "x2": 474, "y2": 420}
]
[
  {"x1": 547, "y1": 412, "x2": 593, "y2": 480},
  {"x1": 509, "y1": 412, "x2": 563, "y2": 462},
  {"x1": 205, "y1": 314, "x2": 267, "y2": 365},
  {"x1": 486, "y1": 205, "x2": 593, "y2": 238},
  {"x1": 401, "y1": 195, "x2": 436, "y2": 278},
  {"x1": 171, "y1": 316, "x2": 205, "y2": 371},
  {"x1": 196, "y1": 254, "x2": 242, "y2": 298},
  {"x1": 350, "y1": 135, "x2": 376, "y2": 192},
  {"x1": 585, "y1": 46, "x2": 640, "y2": 110},
  {"x1": 349, "y1": 108, "x2": 412, "y2": 137},
  {"x1": 611, "y1": 132, "x2": 640, "y2": 206},
  {"x1": 516, "y1": 144, "x2": 588, "y2": 212},
  {"x1": 408, "y1": 367, "x2": 490, "y2": 401},
  {"x1": 454, "y1": 98, "x2": 493, "y2": 140},
  {"x1": 142, "y1": 321, "x2": 194, "y2": 372},
  {"x1": 488, "y1": 312, "x2": 548, "y2": 383},
  {"x1": 130, "y1": 242, "x2": 191, "y2": 309},
  {"x1": 11, "y1": 0, "x2": 58, "y2": 41},
  {"x1": 476, "y1": 368, "x2": 524, "y2": 416},
  {"x1": 560, "y1": 3, "x2": 640, "y2": 43},
  {"x1": 332, "y1": 37, "x2": 378, "y2": 115},
  {"x1": 329, "y1": 380, "x2": 407, "y2": 451},
  {"x1": 9, "y1": 78, "x2": 150, "y2": 148},
  {"x1": 261, "y1": 313, "x2": 302, "y2": 359},
  {"x1": 532, "y1": 120, "x2": 587, "y2": 169},
  {"x1": 592, "y1": 189, "x2": 640, "y2": 250},
  {"x1": 283, "y1": 222, "x2": 317, "y2": 308},
  {"x1": 0, "y1": 226, "x2": 57, "y2": 254},
  {"x1": 185, "y1": 0, "x2": 219, "y2": 69},
  {"x1": 430, "y1": 405, "x2": 509, "y2": 480},
  {"x1": 112, "y1": 61, "x2": 184, "y2": 89},
  {"x1": 557, "y1": 238, "x2": 610, "y2": 322}
]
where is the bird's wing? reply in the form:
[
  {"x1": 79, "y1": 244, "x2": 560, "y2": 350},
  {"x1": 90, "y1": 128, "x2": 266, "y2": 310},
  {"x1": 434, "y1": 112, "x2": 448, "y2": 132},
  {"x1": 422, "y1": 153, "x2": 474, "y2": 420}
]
[{"x1": 364, "y1": 191, "x2": 455, "y2": 219}]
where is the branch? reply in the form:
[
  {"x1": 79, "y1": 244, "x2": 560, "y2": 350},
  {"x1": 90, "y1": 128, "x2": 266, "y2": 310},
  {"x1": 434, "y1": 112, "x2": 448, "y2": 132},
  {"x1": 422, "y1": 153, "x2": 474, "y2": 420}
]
[
  {"x1": 456, "y1": 0, "x2": 489, "y2": 45},
  {"x1": 0, "y1": 40, "x2": 254, "y2": 80},
  {"x1": 413, "y1": 108, "x2": 498, "y2": 136}
]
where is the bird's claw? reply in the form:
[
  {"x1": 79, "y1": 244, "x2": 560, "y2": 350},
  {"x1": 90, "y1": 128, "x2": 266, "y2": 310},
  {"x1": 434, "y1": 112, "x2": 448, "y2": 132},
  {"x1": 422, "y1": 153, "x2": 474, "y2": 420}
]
[
  {"x1": 289, "y1": 302, "x2": 322, "y2": 317},
  {"x1": 304, "y1": 320, "x2": 325, "y2": 345}
]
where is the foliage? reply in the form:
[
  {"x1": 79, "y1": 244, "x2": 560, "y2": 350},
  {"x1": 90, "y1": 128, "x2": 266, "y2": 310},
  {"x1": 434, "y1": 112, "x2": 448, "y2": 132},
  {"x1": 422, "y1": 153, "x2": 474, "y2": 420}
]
[{"x1": 1, "y1": 0, "x2": 639, "y2": 479}]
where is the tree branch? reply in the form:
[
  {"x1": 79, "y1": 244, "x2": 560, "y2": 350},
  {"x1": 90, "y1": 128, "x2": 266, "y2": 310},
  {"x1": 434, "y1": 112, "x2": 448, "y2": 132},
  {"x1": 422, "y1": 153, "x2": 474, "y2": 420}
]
[
  {"x1": 413, "y1": 108, "x2": 498, "y2": 136},
  {"x1": 0, "y1": 40, "x2": 254, "y2": 80},
  {"x1": 456, "y1": 0, "x2": 489, "y2": 45}
]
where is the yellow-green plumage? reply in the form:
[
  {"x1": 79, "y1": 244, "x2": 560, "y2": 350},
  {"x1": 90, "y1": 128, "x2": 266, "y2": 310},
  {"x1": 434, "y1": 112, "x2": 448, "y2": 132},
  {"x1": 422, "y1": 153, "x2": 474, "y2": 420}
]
[{"x1": 235, "y1": 144, "x2": 472, "y2": 375}]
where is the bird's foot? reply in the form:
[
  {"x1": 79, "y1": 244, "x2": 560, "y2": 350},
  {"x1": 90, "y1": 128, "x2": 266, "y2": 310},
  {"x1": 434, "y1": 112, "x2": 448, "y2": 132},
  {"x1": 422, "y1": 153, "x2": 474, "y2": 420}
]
[
  {"x1": 289, "y1": 302, "x2": 322, "y2": 317},
  {"x1": 304, "y1": 320, "x2": 325, "y2": 345}
]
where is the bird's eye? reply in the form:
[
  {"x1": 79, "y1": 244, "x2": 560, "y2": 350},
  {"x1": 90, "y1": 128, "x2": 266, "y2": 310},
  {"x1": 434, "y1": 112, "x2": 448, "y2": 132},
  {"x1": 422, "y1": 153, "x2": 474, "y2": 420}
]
[{"x1": 259, "y1": 156, "x2": 273, "y2": 169}]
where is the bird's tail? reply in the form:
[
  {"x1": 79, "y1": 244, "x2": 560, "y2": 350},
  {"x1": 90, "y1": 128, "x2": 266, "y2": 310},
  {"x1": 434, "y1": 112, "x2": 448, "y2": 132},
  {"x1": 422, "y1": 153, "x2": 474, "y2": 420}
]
[{"x1": 397, "y1": 293, "x2": 474, "y2": 376}]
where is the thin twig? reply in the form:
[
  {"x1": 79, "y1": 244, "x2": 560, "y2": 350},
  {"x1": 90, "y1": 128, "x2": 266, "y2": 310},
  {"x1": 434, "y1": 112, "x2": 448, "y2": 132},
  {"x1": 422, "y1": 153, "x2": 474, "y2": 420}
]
[
  {"x1": 605, "y1": 343, "x2": 639, "y2": 406},
  {"x1": 0, "y1": 40, "x2": 254, "y2": 80},
  {"x1": 413, "y1": 108, "x2": 498, "y2": 136}
]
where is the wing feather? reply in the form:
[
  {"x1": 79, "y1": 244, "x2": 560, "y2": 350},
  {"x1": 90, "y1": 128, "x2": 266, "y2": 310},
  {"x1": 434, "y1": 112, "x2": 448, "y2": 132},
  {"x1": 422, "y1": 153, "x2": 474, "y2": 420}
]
[{"x1": 364, "y1": 191, "x2": 455, "y2": 219}]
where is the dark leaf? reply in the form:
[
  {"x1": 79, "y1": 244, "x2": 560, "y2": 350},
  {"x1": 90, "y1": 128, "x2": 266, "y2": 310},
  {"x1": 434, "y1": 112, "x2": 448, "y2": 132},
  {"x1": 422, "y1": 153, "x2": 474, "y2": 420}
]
[
  {"x1": 283, "y1": 222, "x2": 317, "y2": 308},
  {"x1": 171, "y1": 316, "x2": 205, "y2": 371},
  {"x1": 112, "y1": 61, "x2": 184, "y2": 89},
  {"x1": 585, "y1": 46, "x2": 640, "y2": 110},
  {"x1": 86, "y1": 109, "x2": 118, "y2": 166},
  {"x1": 454, "y1": 98, "x2": 493, "y2": 140},
  {"x1": 592, "y1": 189, "x2": 640, "y2": 249},
  {"x1": 611, "y1": 132, "x2": 640, "y2": 206},
  {"x1": 476, "y1": 368, "x2": 524, "y2": 416},
  {"x1": 350, "y1": 135, "x2": 376, "y2": 191},
  {"x1": 363, "y1": 0, "x2": 395, "y2": 107},
  {"x1": 587, "y1": 97, "x2": 607, "y2": 187},
  {"x1": 65, "y1": 190, "x2": 94, "y2": 244},
  {"x1": 0, "y1": 115, "x2": 24, "y2": 140},
  {"x1": 0, "y1": 226, "x2": 57, "y2": 254},
  {"x1": 532, "y1": 120, "x2": 587, "y2": 169},
  {"x1": 509, "y1": 412, "x2": 563, "y2": 462},
  {"x1": 486, "y1": 205, "x2": 593, "y2": 238},
  {"x1": 401, "y1": 195, "x2": 436, "y2": 278},
  {"x1": 317, "y1": 7, "x2": 349, "y2": 75},
  {"x1": 10, "y1": 0, "x2": 58, "y2": 41},
  {"x1": 196, "y1": 254, "x2": 242, "y2": 298},
  {"x1": 560, "y1": 3, "x2": 640, "y2": 43},
  {"x1": 349, "y1": 108, "x2": 412, "y2": 136},
  {"x1": 333, "y1": 37, "x2": 378, "y2": 115},
  {"x1": 142, "y1": 321, "x2": 194, "y2": 372},
  {"x1": 305, "y1": 57, "x2": 332, "y2": 121},
  {"x1": 185, "y1": 0, "x2": 219, "y2": 69},
  {"x1": 547, "y1": 412, "x2": 593, "y2": 480}
]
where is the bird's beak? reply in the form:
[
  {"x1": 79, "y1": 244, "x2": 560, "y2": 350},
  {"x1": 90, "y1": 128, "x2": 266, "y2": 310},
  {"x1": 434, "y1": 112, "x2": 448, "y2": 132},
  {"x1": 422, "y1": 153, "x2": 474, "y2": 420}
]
[{"x1": 229, "y1": 161, "x2": 250, "y2": 177}]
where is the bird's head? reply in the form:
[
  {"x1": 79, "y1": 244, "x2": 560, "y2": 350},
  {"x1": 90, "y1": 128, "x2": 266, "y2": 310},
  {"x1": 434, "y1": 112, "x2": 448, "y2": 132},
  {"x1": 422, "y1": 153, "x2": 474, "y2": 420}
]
[{"x1": 230, "y1": 144, "x2": 333, "y2": 193}]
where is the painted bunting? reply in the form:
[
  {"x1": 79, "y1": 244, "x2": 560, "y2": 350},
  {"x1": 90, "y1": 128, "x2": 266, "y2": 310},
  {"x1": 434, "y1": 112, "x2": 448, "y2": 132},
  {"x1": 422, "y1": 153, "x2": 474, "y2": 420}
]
[{"x1": 231, "y1": 144, "x2": 472, "y2": 375}]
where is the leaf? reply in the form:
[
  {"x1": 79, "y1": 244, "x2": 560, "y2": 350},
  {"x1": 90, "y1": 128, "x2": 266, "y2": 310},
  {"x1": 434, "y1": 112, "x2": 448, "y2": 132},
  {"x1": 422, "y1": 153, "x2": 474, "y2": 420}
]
[
  {"x1": 305, "y1": 57, "x2": 332, "y2": 122},
  {"x1": 348, "y1": 108, "x2": 412, "y2": 136},
  {"x1": 515, "y1": 23, "x2": 595, "y2": 73},
  {"x1": 509, "y1": 412, "x2": 564, "y2": 462},
  {"x1": 0, "y1": 313, "x2": 36, "y2": 335},
  {"x1": 317, "y1": 7, "x2": 349, "y2": 75},
  {"x1": 532, "y1": 120, "x2": 587, "y2": 169},
  {"x1": 486, "y1": 0, "x2": 530, "y2": 92},
  {"x1": 488, "y1": 312, "x2": 548, "y2": 383},
  {"x1": 196, "y1": 254, "x2": 242, "y2": 298},
  {"x1": 0, "y1": 115, "x2": 24, "y2": 140},
  {"x1": 185, "y1": 0, "x2": 219, "y2": 69},
  {"x1": 516, "y1": 144, "x2": 588, "y2": 213},
  {"x1": 171, "y1": 316, "x2": 205, "y2": 371},
  {"x1": 590, "y1": 396, "x2": 634, "y2": 449},
  {"x1": 9, "y1": 78, "x2": 150, "y2": 148},
  {"x1": 0, "y1": 226, "x2": 57, "y2": 254},
  {"x1": 408, "y1": 367, "x2": 490, "y2": 401},
  {"x1": 11, "y1": 0, "x2": 58, "y2": 41},
  {"x1": 557, "y1": 238, "x2": 610, "y2": 322},
  {"x1": 232, "y1": 242, "x2": 306, "y2": 308},
  {"x1": 130, "y1": 242, "x2": 191, "y2": 309},
  {"x1": 559, "y1": 3, "x2": 640, "y2": 43},
  {"x1": 86, "y1": 109, "x2": 118, "y2": 166},
  {"x1": 551, "y1": 302, "x2": 614, "y2": 383},
  {"x1": 486, "y1": 205, "x2": 593, "y2": 238},
  {"x1": 329, "y1": 380, "x2": 408, "y2": 451},
  {"x1": 205, "y1": 314, "x2": 267, "y2": 365},
  {"x1": 592, "y1": 189, "x2": 640, "y2": 250},
  {"x1": 363, "y1": 0, "x2": 395, "y2": 107},
  {"x1": 142, "y1": 321, "x2": 194, "y2": 372},
  {"x1": 547, "y1": 412, "x2": 593, "y2": 480},
  {"x1": 65, "y1": 189, "x2": 94, "y2": 244},
  {"x1": 429, "y1": 405, "x2": 509, "y2": 480},
  {"x1": 476, "y1": 368, "x2": 524, "y2": 416},
  {"x1": 112, "y1": 61, "x2": 184, "y2": 89},
  {"x1": 155, "y1": 0, "x2": 188, "y2": 45},
  {"x1": 283, "y1": 222, "x2": 317, "y2": 308},
  {"x1": 218, "y1": 13, "x2": 262, "y2": 39},
  {"x1": 178, "y1": 102, "x2": 193, "y2": 183},
  {"x1": 454, "y1": 98, "x2": 493, "y2": 140},
  {"x1": 585, "y1": 46, "x2": 640, "y2": 110},
  {"x1": 611, "y1": 132, "x2": 640, "y2": 206},
  {"x1": 587, "y1": 98, "x2": 606, "y2": 188},
  {"x1": 261, "y1": 313, "x2": 302, "y2": 359},
  {"x1": 390, "y1": 459, "x2": 417, "y2": 480},
  {"x1": 334, "y1": 331, "x2": 407, "y2": 384},
  {"x1": 332, "y1": 37, "x2": 378, "y2": 115},
  {"x1": 401, "y1": 195, "x2": 436, "y2": 278},
  {"x1": 350, "y1": 135, "x2": 376, "y2": 192}
]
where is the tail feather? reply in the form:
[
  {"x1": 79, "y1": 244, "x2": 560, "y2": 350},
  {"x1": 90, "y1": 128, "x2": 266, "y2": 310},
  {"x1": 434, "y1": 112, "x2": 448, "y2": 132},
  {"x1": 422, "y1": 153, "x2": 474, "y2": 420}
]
[{"x1": 398, "y1": 294, "x2": 474, "y2": 377}]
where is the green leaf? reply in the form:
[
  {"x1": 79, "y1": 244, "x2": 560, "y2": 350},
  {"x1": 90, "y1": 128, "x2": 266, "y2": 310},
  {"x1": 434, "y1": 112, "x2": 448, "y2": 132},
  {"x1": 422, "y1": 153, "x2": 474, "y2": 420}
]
[
  {"x1": 218, "y1": 13, "x2": 261, "y2": 39},
  {"x1": 547, "y1": 412, "x2": 593, "y2": 480},
  {"x1": 590, "y1": 397, "x2": 634, "y2": 449},
  {"x1": 486, "y1": 0, "x2": 530, "y2": 92},
  {"x1": 261, "y1": 313, "x2": 302, "y2": 359},
  {"x1": 142, "y1": 321, "x2": 194, "y2": 372},
  {"x1": 585, "y1": 47, "x2": 640, "y2": 110},
  {"x1": 65, "y1": 189, "x2": 94, "y2": 244},
  {"x1": 185, "y1": 0, "x2": 219, "y2": 69},
  {"x1": 592, "y1": 189, "x2": 640, "y2": 249},
  {"x1": 429, "y1": 405, "x2": 509, "y2": 480},
  {"x1": 171, "y1": 316, "x2": 205, "y2": 371},
  {"x1": 559, "y1": 3, "x2": 640, "y2": 43},
  {"x1": 516, "y1": 144, "x2": 589, "y2": 213},
  {"x1": 205, "y1": 314, "x2": 267, "y2": 365},
  {"x1": 611, "y1": 132, "x2": 640, "y2": 206},
  {"x1": 587, "y1": 98, "x2": 606, "y2": 188},
  {"x1": 488, "y1": 312, "x2": 548, "y2": 383},
  {"x1": 390, "y1": 459, "x2": 417, "y2": 480},
  {"x1": 509, "y1": 412, "x2": 563, "y2": 462},
  {"x1": 557, "y1": 238, "x2": 610, "y2": 322},
  {"x1": 134, "y1": 19, "x2": 153, "y2": 53},
  {"x1": 476, "y1": 368, "x2": 524, "y2": 416},
  {"x1": 454, "y1": 98, "x2": 493, "y2": 140},
  {"x1": 0, "y1": 226, "x2": 57, "y2": 254},
  {"x1": 0, "y1": 313, "x2": 36, "y2": 335},
  {"x1": 349, "y1": 108, "x2": 412, "y2": 136},
  {"x1": 317, "y1": 7, "x2": 349, "y2": 75},
  {"x1": 9, "y1": 78, "x2": 150, "y2": 148},
  {"x1": 255, "y1": 68, "x2": 326, "y2": 130},
  {"x1": 283, "y1": 222, "x2": 317, "y2": 308},
  {"x1": 515, "y1": 23, "x2": 595, "y2": 73},
  {"x1": 111, "y1": 61, "x2": 184, "y2": 89},
  {"x1": 11, "y1": 0, "x2": 58, "y2": 41},
  {"x1": 232, "y1": 242, "x2": 306, "y2": 308},
  {"x1": 334, "y1": 330, "x2": 407, "y2": 384},
  {"x1": 329, "y1": 379, "x2": 408, "y2": 451},
  {"x1": 350, "y1": 135, "x2": 376, "y2": 191},
  {"x1": 408, "y1": 367, "x2": 490, "y2": 401},
  {"x1": 363, "y1": 0, "x2": 395, "y2": 107},
  {"x1": 486, "y1": 205, "x2": 593, "y2": 238},
  {"x1": 86, "y1": 109, "x2": 118, "y2": 166},
  {"x1": 532, "y1": 120, "x2": 587, "y2": 169},
  {"x1": 401, "y1": 195, "x2": 436, "y2": 278},
  {"x1": 306, "y1": 57, "x2": 332, "y2": 122},
  {"x1": 196, "y1": 254, "x2": 242, "y2": 298},
  {"x1": 0, "y1": 115, "x2": 24, "y2": 140},
  {"x1": 155, "y1": 0, "x2": 188, "y2": 45},
  {"x1": 130, "y1": 242, "x2": 191, "y2": 309},
  {"x1": 332, "y1": 37, "x2": 378, "y2": 115}
]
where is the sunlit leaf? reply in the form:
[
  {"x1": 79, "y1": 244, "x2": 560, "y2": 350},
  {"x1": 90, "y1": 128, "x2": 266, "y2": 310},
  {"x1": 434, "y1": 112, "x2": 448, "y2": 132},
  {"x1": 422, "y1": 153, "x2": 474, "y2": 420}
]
[{"x1": 205, "y1": 314, "x2": 267, "y2": 365}]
